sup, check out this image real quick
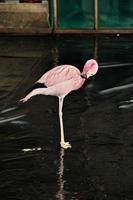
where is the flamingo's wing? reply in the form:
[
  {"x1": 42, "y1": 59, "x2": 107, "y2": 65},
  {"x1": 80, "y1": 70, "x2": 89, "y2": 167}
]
[
  {"x1": 37, "y1": 65, "x2": 80, "y2": 87},
  {"x1": 44, "y1": 77, "x2": 82, "y2": 97},
  {"x1": 21, "y1": 77, "x2": 82, "y2": 102}
]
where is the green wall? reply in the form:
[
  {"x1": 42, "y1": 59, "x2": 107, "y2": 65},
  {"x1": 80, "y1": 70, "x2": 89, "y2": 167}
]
[
  {"x1": 57, "y1": 0, "x2": 94, "y2": 29},
  {"x1": 49, "y1": 0, "x2": 133, "y2": 29},
  {"x1": 99, "y1": 0, "x2": 133, "y2": 28}
]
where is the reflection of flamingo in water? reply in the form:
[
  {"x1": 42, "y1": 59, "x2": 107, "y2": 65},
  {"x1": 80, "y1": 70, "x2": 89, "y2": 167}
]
[
  {"x1": 56, "y1": 148, "x2": 65, "y2": 200},
  {"x1": 20, "y1": 59, "x2": 98, "y2": 149}
]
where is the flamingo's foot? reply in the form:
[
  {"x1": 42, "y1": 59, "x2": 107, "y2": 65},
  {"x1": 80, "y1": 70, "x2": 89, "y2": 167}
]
[
  {"x1": 20, "y1": 98, "x2": 27, "y2": 103},
  {"x1": 60, "y1": 141, "x2": 72, "y2": 149}
]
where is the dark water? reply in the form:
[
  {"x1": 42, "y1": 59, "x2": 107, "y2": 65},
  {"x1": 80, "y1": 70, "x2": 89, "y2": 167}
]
[{"x1": 0, "y1": 35, "x2": 133, "y2": 200}]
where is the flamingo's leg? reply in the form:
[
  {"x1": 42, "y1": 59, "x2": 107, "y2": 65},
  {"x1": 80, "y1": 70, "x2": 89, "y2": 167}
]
[{"x1": 59, "y1": 97, "x2": 72, "y2": 149}]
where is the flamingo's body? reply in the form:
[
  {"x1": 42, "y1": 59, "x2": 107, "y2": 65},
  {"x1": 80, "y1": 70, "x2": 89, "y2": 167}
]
[{"x1": 21, "y1": 59, "x2": 98, "y2": 149}]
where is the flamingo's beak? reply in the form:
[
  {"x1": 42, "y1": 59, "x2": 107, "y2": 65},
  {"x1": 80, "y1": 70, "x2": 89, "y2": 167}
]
[{"x1": 86, "y1": 72, "x2": 94, "y2": 78}]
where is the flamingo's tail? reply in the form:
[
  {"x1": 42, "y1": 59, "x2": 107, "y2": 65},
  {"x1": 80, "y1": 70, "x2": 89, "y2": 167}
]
[{"x1": 25, "y1": 82, "x2": 47, "y2": 95}]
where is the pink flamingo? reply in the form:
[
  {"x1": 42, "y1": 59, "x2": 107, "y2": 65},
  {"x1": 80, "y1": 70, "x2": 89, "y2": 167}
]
[{"x1": 21, "y1": 59, "x2": 98, "y2": 149}]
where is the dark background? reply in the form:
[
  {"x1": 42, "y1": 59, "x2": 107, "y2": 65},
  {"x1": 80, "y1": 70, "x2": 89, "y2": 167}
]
[{"x1": 0, "y1": 35, "x2": 133, "y2": 200}]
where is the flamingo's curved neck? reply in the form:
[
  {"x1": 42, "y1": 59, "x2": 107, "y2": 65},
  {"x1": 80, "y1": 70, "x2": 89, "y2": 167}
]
[{"x1": 80, "y1": 74, "x2": 87, "y2": 80}]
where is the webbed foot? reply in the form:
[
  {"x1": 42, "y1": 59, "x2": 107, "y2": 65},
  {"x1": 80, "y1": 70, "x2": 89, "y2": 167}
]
[{"x1": 60, "y1": 141, "x2": 72, "y2": 149}]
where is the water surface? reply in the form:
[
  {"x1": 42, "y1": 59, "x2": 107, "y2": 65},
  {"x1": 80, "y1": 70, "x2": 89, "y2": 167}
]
[{"x1": 0, "y1": 35, "x2": 133, "y2": 200}]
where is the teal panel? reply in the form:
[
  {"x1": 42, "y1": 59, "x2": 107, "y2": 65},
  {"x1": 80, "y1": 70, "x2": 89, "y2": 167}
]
[
  {"x1": 57, "y1": 0, "x2": 94, "y2": 29},
  {"x1": 48, "y1": 0, "x2": 53, "y2": 27},
  {"x1": 99, "y1": 0, "x2": 133, "y2": 28}
]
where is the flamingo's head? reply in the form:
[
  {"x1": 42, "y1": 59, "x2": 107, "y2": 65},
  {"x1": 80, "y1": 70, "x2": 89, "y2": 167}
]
[{"x1": 82, "y1": 59, "x2": 98, "y2": 79}]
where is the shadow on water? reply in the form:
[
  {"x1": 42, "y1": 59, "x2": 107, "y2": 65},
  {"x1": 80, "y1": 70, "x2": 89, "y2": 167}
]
[{"x1": 0, "y1": 35, "x2": 133, "y2": 199}]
